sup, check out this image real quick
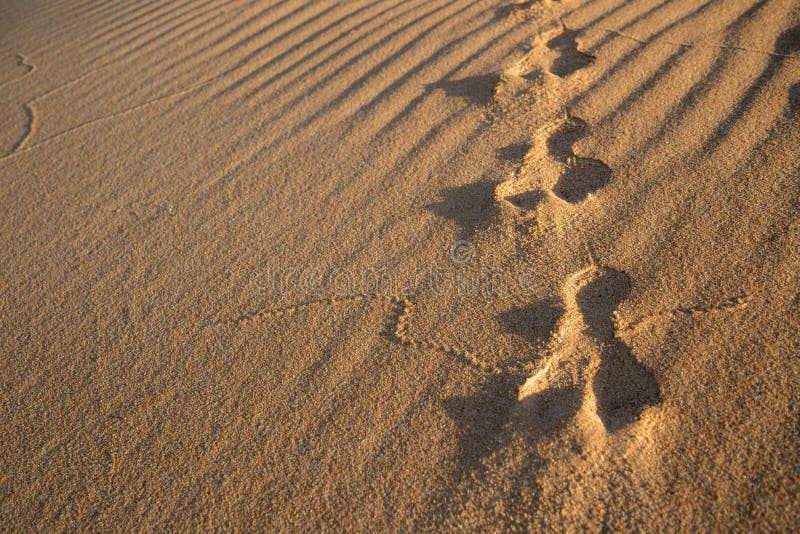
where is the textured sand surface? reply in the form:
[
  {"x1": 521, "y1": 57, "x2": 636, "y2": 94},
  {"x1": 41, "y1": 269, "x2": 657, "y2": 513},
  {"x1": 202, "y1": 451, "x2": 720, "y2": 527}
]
[{"x1": 1, "y1": 0, "x2": 799, "y2": 530}]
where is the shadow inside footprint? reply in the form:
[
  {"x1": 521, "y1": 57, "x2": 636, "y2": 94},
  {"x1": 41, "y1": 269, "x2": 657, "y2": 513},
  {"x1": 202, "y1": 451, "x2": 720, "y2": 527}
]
[
  {"x1": 553, "y1": 158, "x2": 611, "y2": 203},
  {"x1": 426, "y1": 179, "x2": 501, "y2": 239},
  {"x1": 497, "y1": 298, "x2": 564, "y2": 349},
  {"x1": 576, "y1": 269, "x2": 661, "y2": 431},
  {"x1": 428, "y1": 74, "x2": 500, "y2": 105},
  {"x1": 547, "y1": 118, "x2": 589, "y2": 163},
  {"x1": 547, "y1": 28, "x2": 594, "y2": 77}
]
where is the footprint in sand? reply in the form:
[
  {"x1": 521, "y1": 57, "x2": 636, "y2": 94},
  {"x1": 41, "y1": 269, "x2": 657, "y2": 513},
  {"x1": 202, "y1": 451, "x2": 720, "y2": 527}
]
[
  {"x1": 502, "y1": 23, "x2": 595, "y2": 82},
  {"x1": 545, "y1": 26, "x2": 595, "y2": 78},
  {"x1": 546, "y1": 117, "x2": 612, "y2": 203},
  {"x1": 574, "y1": 267, "x2": 661, "y2": 430},
  {"x1": 494, "y1": 116, "x2": 612, "y2": 211},
  {"x1": 513, "y1": 263, "x2": 661, "y2": 434},
  {"x1": 490, "y1": 26, "x2": 608, "y2": 210},
  {"x1": 552, "y1": 156, "x2": 611, "y2": 203}
]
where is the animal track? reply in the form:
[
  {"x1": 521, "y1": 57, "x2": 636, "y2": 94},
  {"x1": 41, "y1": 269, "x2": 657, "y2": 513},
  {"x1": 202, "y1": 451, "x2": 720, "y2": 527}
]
[
  {"x1": 0, "y1": 66, "x2": 102, "y2": 158},
  {"x1": 500, "y1": 23, "x2": 595, "y2": 82},
  {"x1": 617, "y1": 295, "x2": 751, "y2": 334},
  {"x1": 510, "y1": 262, "x2": 751, "y2": 436},
  {"x1": 0, "y1": 54, "x2": 34, "y2": 87},
  {"x1": 546, "y1": 26, "x2": 595, "y2": 77},
  {"x1": 389, "y1": 297, "x2": 506, "y2": 373},
  {"x1": 552, "y1": 156, "x2": 611, "y2": 203},
  {"x1": 424, "y1": 20, "x2": 604, "y2": 212},
  {"x1": 0, "y1": 65, "x2": 225, "y2": 160},
  {"x1": 204, "y1": 7, "x2": 754, "y2": 466},
  {"x1": 506, "y1": 263, "x2": 660, "y2": 434},
  {"x1": 541, "y1": 115, "x2": 612, "y2": 203},
  {"x1": 207, "y1": 293, "x2": 508, "y2": 374},
  {"x1": 574, "y1": 267, "x2": 660, "y2": 431},
  {"x1": 205, "y1": 263, "x2": 749, "y2": 469},
  {"x1": 208, "y1": 281, "x2": 747, "y2": 432},
  {"x1": 209, "y1": 293, "x2": 376, "y2": 328},
  {"x1": 483, "y1": 24, "x2": 608, "y2": 211},
  {"x1": 494, "y1": 115, "x2": 611, "y2": 209}
]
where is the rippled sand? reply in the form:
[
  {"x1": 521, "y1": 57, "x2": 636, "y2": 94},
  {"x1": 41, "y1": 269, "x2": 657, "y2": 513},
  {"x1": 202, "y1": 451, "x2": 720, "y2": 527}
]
[{"x1": 1, "y1": 0, "x2": 798, "y2": 530}]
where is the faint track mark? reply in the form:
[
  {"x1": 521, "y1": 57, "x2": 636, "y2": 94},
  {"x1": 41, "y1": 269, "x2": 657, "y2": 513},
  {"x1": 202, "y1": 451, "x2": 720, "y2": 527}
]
[
  {"x1": 577, "y1": 22, "x2": 800, "y2": 60},
  {"x1": 617, "y1": 294, "x2": 752, "y2": 334},
  {"x1": 0, "y1": 54, "x2": 35, "y2": 90},
  {"x1": 1, "y1": 73, "x2": 222, "y2": 161},
  {"x1": 205, "y1": 292, "x2": 512, "y2": 374}
]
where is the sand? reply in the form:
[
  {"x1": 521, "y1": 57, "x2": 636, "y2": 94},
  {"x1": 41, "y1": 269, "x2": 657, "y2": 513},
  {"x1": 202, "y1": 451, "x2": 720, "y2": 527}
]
[{"x1": 1, "y1": 0, "x2": 798, "y2": 530}]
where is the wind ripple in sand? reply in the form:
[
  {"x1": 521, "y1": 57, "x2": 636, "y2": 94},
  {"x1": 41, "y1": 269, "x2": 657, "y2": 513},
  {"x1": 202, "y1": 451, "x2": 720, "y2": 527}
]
[{"x1": 1, "y1": 0, "x2": 796, "y2": 530}]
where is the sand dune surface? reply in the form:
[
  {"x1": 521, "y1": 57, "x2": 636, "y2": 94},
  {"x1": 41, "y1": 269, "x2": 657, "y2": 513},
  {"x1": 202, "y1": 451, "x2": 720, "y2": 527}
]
[{"x1": 1, "y1": 0, "x2": 798, "y2": 530}]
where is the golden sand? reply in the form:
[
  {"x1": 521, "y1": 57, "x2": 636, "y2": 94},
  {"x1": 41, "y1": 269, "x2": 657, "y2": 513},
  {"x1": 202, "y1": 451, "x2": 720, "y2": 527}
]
[{"x1": 1, "y1": 0, "x2": 798, "y2": 529}]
